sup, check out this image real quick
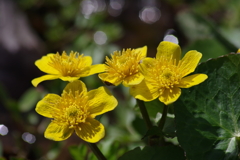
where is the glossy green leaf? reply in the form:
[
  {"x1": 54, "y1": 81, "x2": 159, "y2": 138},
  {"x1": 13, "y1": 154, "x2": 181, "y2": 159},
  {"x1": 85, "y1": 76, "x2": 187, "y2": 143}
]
[
  {"x1": 175, "y1": 53, "x2": 240, "y2": 160},
  {"x1": 118, "y1": 145, "x2": 185, "y2": 160}
]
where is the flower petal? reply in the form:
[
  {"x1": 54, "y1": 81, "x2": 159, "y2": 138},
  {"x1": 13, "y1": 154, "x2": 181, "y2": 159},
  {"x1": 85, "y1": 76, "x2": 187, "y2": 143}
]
[
  {"x1": 130, "y1": 80, "x2": 159, "y2": 101},
  {"x1": 81, "y1": 56, "x2": 92, "y2": 66},
  {"x1": 59, "y1": 76, "x2": 80, "y2": 82},
  {"x1": 64, "y1": 80, "x2": 87, "y2": 96},
  {"x1": 87, "y1": 86, "x2": 117, "y2": 117},
  {"x1": 156, "y1": 41, "x2": 181, "y2": 64},
  {"x1": 178, "y1": 50, "x2": 202, "y2": 77},
  {"x1": 88, "y1": 64, "x2": 106, "y2": 76},
  {"x1": 76, "y1": 118, "x2": 105, "y2": 143},
  {"x1": 122, "y1": 72, "x2": 144, "y2": 87},
  {"x1": 35, "y1": 54, "x2": 59, "y2": 74},
  {"x1": 35, "y1": 94, "x2": 61, "y2": 118},
  {"x1": 44, "y1": 122, "x2": 74, "y2": 141},
  {"x1": 178, "y1": 74, "x2": 208, "y2": 88},
  {"x1": 32, "y1": 74, "x2": 60, "y2": 87},
  {"x1": 135, "y1": 46, "x2": 147, "y2": 57},
  {"x1": 98, "y1": 73, "x2": 122, "y2": 86},
  {"x1": 140, "y1": 57, "x2": 156, "y2": 75},
  {"x1": 159, "y1": 87, "x2": 181, "y2": 105}
]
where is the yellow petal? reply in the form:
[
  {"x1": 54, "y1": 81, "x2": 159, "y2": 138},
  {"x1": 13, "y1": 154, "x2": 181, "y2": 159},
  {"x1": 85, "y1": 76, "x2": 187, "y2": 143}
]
[
  {"x1": 82, "y1": 56, "x2": 92, "y2": 66},
  {"x1": 64, "y1": 80, "x2": 87, "y2": 96},
  {"x1": 178, "y1": 74, "x2": 208, "y2": 88},
  {"x1": 76, "y1": 118, "x2": 105, "y2": 143},
  {"x1": 88, "y1": 64, "x2": 106, "y2": 76},
  {"x1": 31, "y1": 74, "x2": 60, "y2": 87},
  {"x1": 44, "y1": 122, "x2": 74, "y2": 141},
  {"x1": 135, "y1": 46, "x2": 147, "y2": 57},
  {"x1": 35, "y1": 94, "x2": 61, "y2": 118},
  {"x1": 237, "y1": 49, "x2": 240, "y2": 53},
  {"x1": 122, "y1": 72, "x2": 144, "y2": 87},
  {"x1": 98, "y1": 73, "x2": 122, "y2": 86},
  {"x1": 140, "y1": 57, "x2": 156, "y2": 74},
  {"x1": 129, "y1": 80, "x2": 159, "y2": 101},
  {"x1": 178, "y1": 50, "x2": 202, "y2": 77},
  {"x1": 59, "y1": 76, "x2": 80, "y2": 82},
  {"x1": 77, "y1": 66, "x2": 91, "y2": 77},
  {"x1": 159, "y1": 87, "x2": 181, "y2": 105},
  {"x1": 35, "y1": 54, "x2": 59, "y2": 74},
  {"x1": 87, "y1": 86, "x2": 118, "y2": 117},
  {"x1": 156, "y1": 41, "x2": 181, "y2": 64}
]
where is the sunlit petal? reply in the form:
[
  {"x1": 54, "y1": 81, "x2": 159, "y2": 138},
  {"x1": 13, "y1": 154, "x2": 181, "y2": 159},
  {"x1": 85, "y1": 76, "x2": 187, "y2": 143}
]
[
  {"x1": 135, "y1": 46, "x2": 147, "y2": 57},
  {"x1": 156, "y1": 41, "x2": 181, "y2": 64},
  {"x1": 122, "y1": 72, "x2": 144, "y2": 87},
  {"x1": 178, "y1": 74, "x2": 208, "y2": 88},
  {"x1": 98, "y1": 73, "x2": 122, "y2": 86},
  {"x1": 87, "y1": 87, "x2": 118, "y2": 117},
  {"x1": 35, "y1": 54, "x2": 59, "y2": 74},
  {"x1": 178, "y1": 50, "x2": 202, "y2": 77},
  {"x1": 35, "y1": 94, "x2": 61, "y2": 118},
  {"x1": 130, "y1": 80, "x2": 159, "y2": 101},
  {"x1": 63, "y1": 80, "x2": 87, "y2": 96},
  {"x1": 76, "y1": 118, "x2": 105, "y2": 143},
  {"x1": 81, "y1": 56, "x2": 92, "y2": 66},
  {"x1": 32, "y1": 75, "x2": 60, "y2": 87},
  {"x1": 44, "y1": 122, "x2": 74, "y2": 141},
  {"x1": 88, "y1": 64, "x2": 106, "y2": 76},
  {"x1": 140, "y1": 57, "x2": 156, "y2": 74},
  {"x1": 159, "y1": 87, "x2": 181, "y2": 105}
]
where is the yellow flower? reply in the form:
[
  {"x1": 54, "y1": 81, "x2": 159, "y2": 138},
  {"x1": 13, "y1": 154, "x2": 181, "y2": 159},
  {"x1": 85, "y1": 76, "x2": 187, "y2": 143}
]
[
  {"x1": 98, "y1": 46, "x2": 147, "y2": 87},
  {"x1": 35, "y1": 80, "x2": 118, "y2": 142},
  {"x1": 130, "y1": 41, "x2": 208, "y2": 105},
  {"x1": 32, "y1": 51, "x2": 105, "y2": 87},
  {"x1": 237, "y1": 49, "x2": 240, "y2": 53}
]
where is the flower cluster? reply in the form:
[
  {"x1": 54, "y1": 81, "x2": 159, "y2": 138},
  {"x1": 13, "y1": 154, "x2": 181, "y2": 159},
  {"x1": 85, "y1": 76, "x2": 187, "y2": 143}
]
[{"x1": 32, "y1": 41, "x2": 207, "y2": 143}]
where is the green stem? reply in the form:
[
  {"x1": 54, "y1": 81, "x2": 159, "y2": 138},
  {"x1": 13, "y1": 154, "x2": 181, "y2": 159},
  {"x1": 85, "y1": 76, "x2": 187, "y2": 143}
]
[
  {"x1": 137, "y1": 99, "x2": 152, "y2": 129},
  {"x1": 158, "y1": 104, "x2": 168, "y2": 131},
  {"x1": 87, "y1": 143, "x2": 107, "y2": 160}
]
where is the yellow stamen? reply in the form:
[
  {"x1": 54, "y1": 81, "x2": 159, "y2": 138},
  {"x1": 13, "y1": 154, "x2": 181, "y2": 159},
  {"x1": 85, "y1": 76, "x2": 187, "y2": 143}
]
[
  {"x1": 51, "y1": 90, "x2": 89, "y2": 129},
  {"x1": 48, "y1": 51, "x2": 85, "y2": 77}
]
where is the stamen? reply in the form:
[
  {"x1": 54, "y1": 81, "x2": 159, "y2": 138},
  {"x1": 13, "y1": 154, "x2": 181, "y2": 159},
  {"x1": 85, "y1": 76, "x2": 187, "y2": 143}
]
[{"x1": 48, "y1": 51, "x2": 86, "y2": 77}]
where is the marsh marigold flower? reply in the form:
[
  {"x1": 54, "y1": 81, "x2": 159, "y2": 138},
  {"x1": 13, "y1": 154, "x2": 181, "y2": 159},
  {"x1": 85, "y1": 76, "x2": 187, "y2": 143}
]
[
  {"x1": 32, "y1": 51, "x2": 105, "y2": 87},
  {"x1": 35, "y1": 80, "x2": 118, "y2": 142},
  {"x1": 130, "y1": 41, "x2": 208, "y2": 105},
  {"x1": 98, "y1": 46, "x2": 147, "y2": 86}
]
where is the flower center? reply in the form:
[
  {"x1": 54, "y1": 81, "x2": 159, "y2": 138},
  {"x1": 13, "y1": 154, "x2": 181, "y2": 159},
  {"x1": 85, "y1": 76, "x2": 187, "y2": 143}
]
[
  {"x1": 48, "y1": 51, "x2": 86, "y2": 77},
  {"x1": 65, "y1": 104, "x2": 88, "y2": 128},
  {"x1": 105, "y1": 49, "x2": 144, "y2": 79},
  {"x1": 52, "y1": 91, "x2": 89, "y2": 128},
  {"x1": 145, "y1": 60, "x2": 181, "y2": 94}
]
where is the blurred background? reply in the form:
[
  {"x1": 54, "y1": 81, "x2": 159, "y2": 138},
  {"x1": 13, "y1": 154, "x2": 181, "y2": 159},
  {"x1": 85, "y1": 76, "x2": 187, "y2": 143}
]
[{"x1": 0, "y1": 0, "x2": 240, "y2": 159}]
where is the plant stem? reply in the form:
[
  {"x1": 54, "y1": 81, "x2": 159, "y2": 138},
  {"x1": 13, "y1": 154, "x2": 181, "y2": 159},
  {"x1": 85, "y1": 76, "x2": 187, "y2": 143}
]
[
  {"x1": 158, "y1": 104, "x2": 168, "y2": 131},
  {"x1": 87, "y1": 143, "x2": 107, "y2": 160},
  {"x1": 137, "y1": 99, "x2": 152, "y2": 129}
]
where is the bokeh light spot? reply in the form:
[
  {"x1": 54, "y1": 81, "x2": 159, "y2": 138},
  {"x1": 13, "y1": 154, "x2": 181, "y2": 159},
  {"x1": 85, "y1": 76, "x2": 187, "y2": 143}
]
[
  {"x1": 139, "y1": 7, "x2": 161, "y2": 24},
  {"x1": 163, "y1": 35, "x2": 179, "y2": 44},
  {"x1": 0, "y1": 124, "x2": 8, "y2": 136},
  {"x1": 22, "y1": 132, "x2": 36, "y2": 144},
  {"x1": 94, "y1": 31, "x2": 107, "y2": 45}
]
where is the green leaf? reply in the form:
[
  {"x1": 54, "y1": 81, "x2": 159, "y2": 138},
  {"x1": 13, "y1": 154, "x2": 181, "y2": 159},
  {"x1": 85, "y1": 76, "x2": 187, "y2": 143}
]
[
  {"x1": 18, "y1": 88, "x2": 41, "y2": 112},
  {"x1": 69, "y1": 145, "x2": 88, "y2": 160},
  {"x1": 142, "y1": 126, "x2": 163, "y2": 140},
  {"x1": 118, "y1": 145, "x2": 185, "y2": 160},
  {"x1": 144, "y1": 99, "x2": 164, "y2": 118},
  {"x1": 175, "y1": 54, "x2": 240, "y2": 160}
]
